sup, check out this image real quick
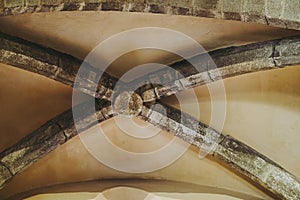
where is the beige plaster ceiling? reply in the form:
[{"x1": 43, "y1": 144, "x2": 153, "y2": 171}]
[{"x1": 0, "y1": 11, "x2": 299, "y2": 200}]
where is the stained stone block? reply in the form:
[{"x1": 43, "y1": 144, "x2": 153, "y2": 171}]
[
  {"x1": 41, "y1": 0, "x2": 62, "y2": 5},
  {"x1": 57, "y1": 56, "x2": 80, "y2": 84},
  {"x1": 243, "y1": 0, "x2": 266, "y2": 16},
  {"x1": 4, "y1": 0, "x2": 23, "y2": 7},
  {"x1": 25, "y1": 0, "x2": 39, "y2": 6},
  {"x1": 168, "y1": 0, "x2": 192, "y2": 8},
  {"x1": 63, "y1": 0, "x2": 85, "y2": 3},
  {"x1": 4, "y1": 0, "x2": 24, "y2": 8},
  {"x1": 124, "y1": 0, "x2": 145, "y2": 3},
  {"x1": 101, "y1": 1, "x2": 122, "y2": 11},
  {"x1": 146, "y1": 0, "x2": 166, "y2": 5},
  {"x1": 193, "y1": 0, "x2": 219, "y2": 10},
  {"x1": 282, "y1": 0, "x2": 300, "y2": 21},
  {"x1": 283, "y1": 20, "x2": 300, "y2": 31},
  {"x1": 0, "y1": 38, "x2": 58, "y2": 66},
  {"x1": 222, "y1": 0, "x2": 242, "y2": 12},
  {"x1": 265, "y1": 0, "x2": 282, "y2": 19},
  {"x1": 0, "y1": 0, "x2": 4, "y2": 11},
  {"x1": 0, "y1": 164, "x2": 11, "y2": 189},
  {"x1": 54, "y1": 110, "x2": 77, "y2": 139},
  {"x1": 222, "y1": 0, "x2": 243, "y2": 20},
  {"x1": 0, "y1": 122, "x2": 66, "y2": 175},
  {"x1": 210, "y1": 41, "x2": 274, "y2": 69},
  {"x1": 274, "y1": 37, "x2": 300, "y2": 66}
]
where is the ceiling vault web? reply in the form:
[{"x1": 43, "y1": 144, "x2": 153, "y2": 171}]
[
  {"x1": 0, "y1": 1, "x2": 300, "y2": 198},
  {"x1": 0, "y1": 30, "x2": 299, "y2": 199}
]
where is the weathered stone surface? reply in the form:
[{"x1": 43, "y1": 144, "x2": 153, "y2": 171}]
[
  {"x1": 194, "y1": 0, "x2": 219, "y2": 10},
  {"x1": 139, "y1": 102, "x2": 224, "y2": 152},
  {"x1": 25, "y1": 0, "x2": 39, "y2": 6},
  {"x1": 54, "y1": 109, "x2": 77, "y2": 139},
  {"x1": 0, "y1": 33, "x2": 58, "y2": 66},
  {"x1": 57, "y1": 55, "x2": 80, "y2": 85},
  {"x1": 168, "y1": 0, "x2": 192, "y2": 9},
  {"x1": 274, "y1": 37, "x2": 300, "y2": 67},
  {"x1": 214, "y1": 135, "x2": 300, "y2": 200},
  {"x1": 137, "y1": 36, "x2": 300, "y2": 100},
  {"x1": 222, "y1": 0, "x2": 242, "y2": 13},
  {"x1": 243, "y1": 0, "x2": 266, "y2": 16},
  {"x1": 0, "y1": 0, "x2": 299, "y2": 30},
  {"x1": 0, "y1": 122, "x2": 66, "y2": 176},
  {"x1": 282, "y1": 0, "x2": 300, "y2": 21},
  {"x1": 0, "y1": 164, "x2": 11, "y2": 190},
  {"x1": 4, "y1": 0, "x2": 23, "y2": 8},
  {"x1": 265, "y1": 0, "x2": 282, "y2": 19},
  {"x1": 0, "y1": 32, "x2": 118, "y2": 99},
  {"x1": 40, "y1": 0, "x2": 62, "y2": 5},
  {"x1": 140, "y1": 100, "x2": 300, "y2": 199},
  {"x1": 0, "y1": 32, "x2": 73, "y2": 86},
  {"x1": 241, "y1": 0, "x2": 266, "y2": 24},
  {"x1": 0, "y1": 96, "x2": 113, "y2": 189},
  {"x1": 0, "y1": 29, "x2": 299, "y2": 195},
  {"x1": 210, "y1": 41, "x2": 274, "y2": 69}
]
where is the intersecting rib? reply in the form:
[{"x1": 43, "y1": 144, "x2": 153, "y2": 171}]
[
  {"x1": 0, "y1": 35, "x2": 299, "y2": 198},
  {"x1": 138, "y1": 102, "x2": 300, "y2": 200}
]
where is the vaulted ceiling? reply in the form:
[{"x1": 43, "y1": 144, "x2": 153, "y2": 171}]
[{"x1": 0, "y1": 1, "x2": 299, "y2": 199}]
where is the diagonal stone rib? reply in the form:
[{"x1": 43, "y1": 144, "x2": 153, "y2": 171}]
[
  {"x1": 0, "y1": 0, "x2": 299, "y2": 30},
  {"x1": 0, "y1": 98, "x2": 112, "y2": 189},
  {"x1": 0, "y1": 32, "x2": 118, "y2": 100},
  {"x1": 135, "y1": 36, "x2": 300, "y2": 102},
  {"x1": 0, "y1": 30, "x2": 299, "y2": 198},
  {"x1": 138, "y1": 102, "x2": 300, "y2": 200}
]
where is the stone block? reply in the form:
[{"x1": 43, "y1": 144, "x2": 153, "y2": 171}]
[
  {"x1": 243, "y1": 0, "x2": 266, "y2": 16},
  {"x1": 0, "y1": 165, "x2": 11, "y2": 189},
  {"x1": 26, "y1": 0, "x2": 39, "y2": 6},
  {"x1": 1, "y1": 122, "x2": 66, "y2": 175},
  {"x1": 222, "y1": 0, "x2": 243, "y2": 12},
  {"x1": 4, "y1": 0, "x2": 23, "y2": 8},
  {"x1": 41, "y1": 0, "x2": 62, "y2": 5},
  {"x1": 282, "y1": 0, "x2": 300, "y2": 21},
  {"x1": 265, "y1": 0, "x2": 283, "y2": 19},
  {"x1": 194, "y1": 0, "x2": 219, "y2": 10},
  {"x1": 168, "y1": 0, "x2": 192, "y2": 8}
]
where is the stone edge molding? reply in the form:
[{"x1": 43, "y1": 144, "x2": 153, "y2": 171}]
[{"x1": 0, "y1": 0, "x2": 299, "y2": 30}]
